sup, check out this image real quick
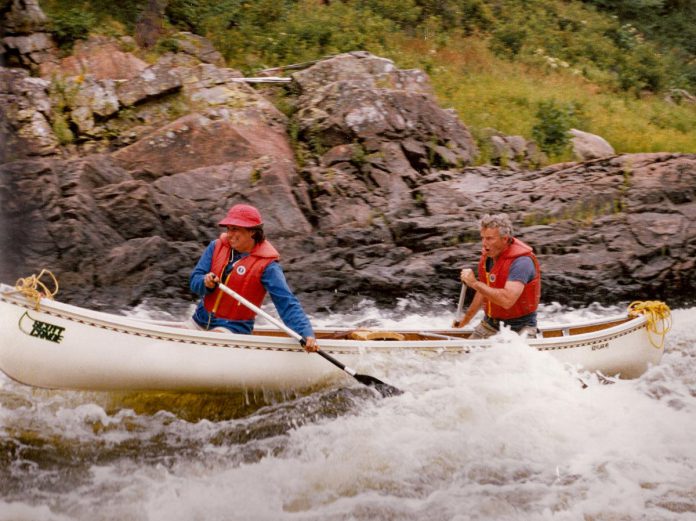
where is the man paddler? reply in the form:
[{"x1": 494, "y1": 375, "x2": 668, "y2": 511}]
[
  {"x1": 453, "y1": 213, "x2": 541, "y2": 338},
  {"x1": 189, "y1": 204, "x2": 318, "y2": 352}
]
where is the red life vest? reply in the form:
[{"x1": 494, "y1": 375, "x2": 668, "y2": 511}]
[
  {"x1": 477, "y1": 237, "x2": 541, "y2": 320},
  {"x1": 203, "y1": 234, "x2": 279, "y2": 321}
]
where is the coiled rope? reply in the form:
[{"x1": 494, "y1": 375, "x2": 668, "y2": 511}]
[
  {"x1": 627, "y1": 300, "x2": 672, "y2": 349},
  {"x1": 14, "y1": 269, "x2": 59, "y2": 310}
]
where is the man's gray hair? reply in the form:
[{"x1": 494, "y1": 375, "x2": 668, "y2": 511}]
[{"x1": 479, "y1": 213, "x2": 514, "y2": 237}]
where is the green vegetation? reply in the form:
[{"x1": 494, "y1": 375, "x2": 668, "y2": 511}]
[
  {"x1": 531, "y1": 100, "x2": 585, "y2": 157},
  {"x1": 46, "y1": 6, "x2": 96, "y2": 50},
  {"x1": 38, "y1": 0, "x2": 696, "y2": 158},
  {"x1": 48, "y1": 76, "x2": 78, "y2": 144}
]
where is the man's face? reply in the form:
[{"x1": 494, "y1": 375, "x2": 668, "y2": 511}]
[{"x1": 480, "y1": 227, "x2": 509, "y2": 260}]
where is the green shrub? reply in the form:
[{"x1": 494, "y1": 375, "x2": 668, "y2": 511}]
[
  {"x1": 155, "y1": 36, "x2": 181, "y2": 54},
  {"x1": 616, "y1": 44, "x2": 669, "y2": 93},
  {"x1": 88, "y1": 0, "x2": 143, "y2": 30},
  {"x1": 164, "y1": 0, "x2": 206, "y2": 32},
  {"x1": 49, "y1": 7, "x2": 96, "y2": 49},
  {"x1": 354, "y1": 0, "x2": 421, "y2": 28},
  {"x1": 415, "y1": 0, "x2": 492, "y2": 32},
  {"x1": 490, "y1": 26, "x2": 527, "y2": 58},
  {"x1": 531, "y1": 100, "x2": 583, "y2": 156}
]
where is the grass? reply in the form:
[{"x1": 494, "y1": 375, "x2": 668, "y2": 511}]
[{"x1": 386, "y1": 34, "x2": 696, "y2": 158}]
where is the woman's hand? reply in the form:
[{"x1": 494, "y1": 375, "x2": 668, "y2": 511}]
[
  {"x1": 204, "y1": 272, "x2": 219, "y2": 289},
  {"x1": 303, "y1": 336, "x2": 319, "y2": 352}
]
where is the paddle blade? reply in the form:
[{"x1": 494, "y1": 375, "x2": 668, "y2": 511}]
[
  {"x1": 354, "y1": 373, "x2": 403, "y2": 397},
  {"x1": 315, "y1": 349, "x2": 402, "y2": 397}
]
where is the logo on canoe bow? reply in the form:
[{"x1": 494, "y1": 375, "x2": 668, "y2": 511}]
[{"x1": 18, "y1": 312, "x2": 65, "y2": 344}]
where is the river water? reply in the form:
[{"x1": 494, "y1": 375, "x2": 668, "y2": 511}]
[{"x1": 1, "y1": 300, "x2": 694, "y2": 521}]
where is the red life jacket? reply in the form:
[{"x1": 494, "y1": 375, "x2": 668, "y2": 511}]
[
  {"x1": 203, "y1": 234, "x2": 279, "y2": 321},
  {"x1": 477, "y1": 237, "x2": 541, "y2": 320}
]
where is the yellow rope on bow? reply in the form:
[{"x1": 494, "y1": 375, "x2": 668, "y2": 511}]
[
  {"x1": 14, "y1": 269, "x2": 59, "y2": 310},
  {"x1": 627, "y1": 300, "x2": 672, "y2": 349}
]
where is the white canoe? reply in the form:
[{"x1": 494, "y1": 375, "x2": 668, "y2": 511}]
[{"x1": 0, "y1": 283, "x2": 670, "y2": 393}]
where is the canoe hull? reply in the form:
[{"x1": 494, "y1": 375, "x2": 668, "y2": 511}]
[
  {"x1": 1, "y1": 300, "x2": 336, "y2": 392},
  {"x1": 531, "y1": 320, "x2": 662, "y2": 379},
  {"x1": 0, "y1": 285, "x2": 665, "y2": 392}
]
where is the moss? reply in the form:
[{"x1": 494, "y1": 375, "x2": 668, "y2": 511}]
[
  {"x1": 47, "y1": 76, "x2": 81, "y2": 144},
  {"x1": 51, "y1": 113, "x2": 75, "y2": 145}
]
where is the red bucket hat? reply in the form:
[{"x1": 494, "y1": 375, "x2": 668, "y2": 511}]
[{"x1": 218, "y1": 204, "x2": 263, "y2": 227}]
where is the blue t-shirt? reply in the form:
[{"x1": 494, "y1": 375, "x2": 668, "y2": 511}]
[
  {"x1": 508, "y1": 256, "x2": 536, "y2": 283},
  {"x1": 485, "y1": 256, "x2": 536, "y2": 283}
]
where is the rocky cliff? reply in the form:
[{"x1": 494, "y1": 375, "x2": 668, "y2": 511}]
[{"x1": 1, "y1": 1, "x2": 694, "y2": 315}]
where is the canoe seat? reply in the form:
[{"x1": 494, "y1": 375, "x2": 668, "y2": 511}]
[{"x1": 347, "y1": 329, "x2": 406, "y2": 341}]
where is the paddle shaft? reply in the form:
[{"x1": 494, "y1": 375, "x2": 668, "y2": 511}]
[
  {"x1": 215, "y1": 282, "x2": 359, "y2": 376},
  {"x1": 456, "y1": 284, "x2": 467, "y2": 320}
]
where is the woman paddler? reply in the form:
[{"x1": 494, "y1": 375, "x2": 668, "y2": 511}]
[{"x1": 189, "y1": 204, "x2": 318, "y2": 352}]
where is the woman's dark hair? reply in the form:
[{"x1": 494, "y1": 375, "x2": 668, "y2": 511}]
[{"x1": 250, "y1": 225, "x2": 265, "y2": 244}]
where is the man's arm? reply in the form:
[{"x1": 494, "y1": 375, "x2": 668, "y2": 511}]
[
  {"x1": 469, "y1": 279, "x2": 524, "y2": 310},
  {"x1": 460, "y1": 268, "x2": 525, "y2": 310},
  {"x1": 453, "y1": 290, "x2": 485, "y2": 328}
]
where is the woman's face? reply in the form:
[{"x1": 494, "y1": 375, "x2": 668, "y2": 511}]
[{"x1": 226, "y1": 226, "x2": 255, "y2": 253}]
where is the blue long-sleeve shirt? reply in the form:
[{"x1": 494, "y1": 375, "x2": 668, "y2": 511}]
[{"x1": 189, "y1": 240, "x2": 315, "y2": 338}]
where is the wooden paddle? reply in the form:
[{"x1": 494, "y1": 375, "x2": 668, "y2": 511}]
[{"x1": 215, "y1": 282, "x2": 403, "y2": 397}]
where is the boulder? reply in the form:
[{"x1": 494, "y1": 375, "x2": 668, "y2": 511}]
[
  {"x1": 41, "y1": 35, "x2": 149, "y2": 80},
  {"x1": 168, "y1": 32, "x2": 225, "y2": 67},
  {"x1": 2, "y1": 32, "x2": 59, "y2": 72},
  {"x1": 111, "y1": 109, "x2": 294, "y2": 179},
  {"x1": 292, "y1": 53, "x2": 475, "y2": 166},
  {"x1": 488, "y1": 133, "x2": 545, "y2": 168},
  {"x1": 291, "y1": 52, "x2": 478, "y2": 230},
  {"x1": 569, "y1": 128, "x2": 615, "y2": 161},
  {"x1": 116, "y1": 59, "x2": 183, "y2": 107}
]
